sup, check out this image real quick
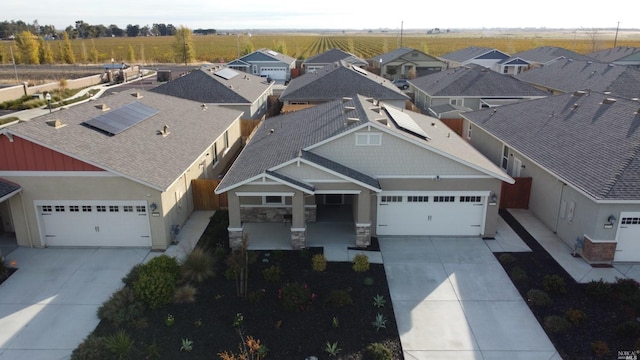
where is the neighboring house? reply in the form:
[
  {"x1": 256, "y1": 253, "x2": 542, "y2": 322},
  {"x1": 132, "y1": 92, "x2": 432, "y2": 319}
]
[
  {"x1": 588, "y1": 47, "x2": 640, "y2": 68},
  {"x1": 302, "y1": 49, "x2": 368, "y2": 74},
  {"x1": 0, "y1": 178, "x2": 21, "y2": 246},
  {"x1": 463, "y1": 91, "x2": 640, "y2": 263},
  {"x1": 150, "y1": 66, "x2": 273, "y2": 119},
  {"x1": 439, "y1": 46, "x2": 510, "y2": 70},
  {"x1": 215, "y1": 94, "x2": 514, "y2": 249},
  {"x1": 516, "y1": 58, "x2": 640, "y2": 98},
  {"x1": 498, "y1": 46, "x2": 595, "y2": 74},
  {"x1": 369, "y1": 47, "x2": 446, "y2": 80},
  {"x1": 411, "y1": 65, "x2": 548, "y2": 135},
  {"x1": 0, "y1": 90, "x2": 243, "y2": 250},
  {"x1": 227, "y1": 48, "x2": 297, "y2": 82},
  {"x1": 279, "y1": 60, "x2": 409, "y2": 112}
]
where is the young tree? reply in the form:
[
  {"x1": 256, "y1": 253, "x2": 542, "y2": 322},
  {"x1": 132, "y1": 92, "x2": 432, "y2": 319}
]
[
  {"x1": 79, "y1": 41, "x2": 88, "y2": 64},
  {"x1": 38, "y1": 37, "x2": 54, "y2": 64},
  {"x1": 61, "y1": 31, "x2": 76, "y2": 64},
  {"x1": 173, "y1": 26, "x2": 195, "y2": 65},
  {"x1": 89, "y1": 40, "x2": 99, "y2": 64},
  {"x1": 127, "y1": 44, "x2": 135, "y2": 63},
  {"x1": 15, "y1": 30, "x2": 39, "y2": 64}
]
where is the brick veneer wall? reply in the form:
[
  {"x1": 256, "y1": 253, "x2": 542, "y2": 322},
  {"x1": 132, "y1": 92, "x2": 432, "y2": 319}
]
[
  {"x1": 581, "y1": 236, "x2": 616, "y2": 263},
  {"x1": 240, "y1": 206, "x2": 317, "y2": 223}
]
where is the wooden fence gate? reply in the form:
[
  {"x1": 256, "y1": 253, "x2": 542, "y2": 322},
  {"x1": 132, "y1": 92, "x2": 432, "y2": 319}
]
[
  {"x1": 192, "y1": 179, "x2": 228, "y2": 210},
  {"x1": 500, "y1": 177, "x2": 532, "y2": 209}
]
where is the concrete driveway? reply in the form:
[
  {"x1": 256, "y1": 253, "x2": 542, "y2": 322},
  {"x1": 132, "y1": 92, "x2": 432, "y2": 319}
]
[
  {"x1": 380, "y1": 236, "x2": 560, "y2": 360},
  {"x1": 0, "y1": 247, "x2": 149, "y2": 360}
]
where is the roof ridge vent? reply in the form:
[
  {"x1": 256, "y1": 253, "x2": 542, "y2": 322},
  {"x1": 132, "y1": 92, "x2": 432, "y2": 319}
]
[
  {"x1": 346, "y1": 117, "x2": 360, "y2": 125},
  {"x1": 46, "y1": 119, "x2": 66, "y2": 129},
  {"x1": 342, "y1": 97, "x2": 353, "y2": 103},
  {"x1": 96, "y1": 104, "x2": 110, "y2": 111},
  {"x1": 131, "y1": 92, "x2": 143, "y2": 99},
  {"x1": 602, "y1": 98, "x2": 617, "y2": 105},
  {"x1": 343, "y1": 106, "x2": 356, "y2": 112},
  {"x1": 573, "y1": 90, "x2": 587, "y2": 97}
]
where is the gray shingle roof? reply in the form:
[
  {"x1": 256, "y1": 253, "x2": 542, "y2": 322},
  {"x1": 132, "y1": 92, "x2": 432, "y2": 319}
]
[
  {"x1": 439, "y1": 47, "x2": 506, "y2": 62},
  {"x1": 509, "y1": 46, "x2": 595, "y2": 65},
  {"x1": 279, "y1": 61, "x2": 409, "y2": 102},
  {"x1": 0, "y1": 178, "x2": 20, "y2": 199},
  {"x1": 515, "y1": 59, "x2": 640, "y2": 98},
  {"x1": 588, "y1": 47, "x2": 640, "y2": 63},
  {"x1": 150, "y1": 67, "x2": 271, "y2": 104},
  {"x1": 464, "y1": 91, "x2": 640, "y2": 200},
  {"x1": 304, "y1": 49, "x2": 367, "y2": 67},
  {"x1": 7, "y1": 90, "x2": 242, "y2": 191},
  {"x1": 240, "y1": 48, "x2": 296, "y2": 65},
  {"x1": 411, "y1": 64, "x2": 548, "y2": 97},
  {"x1": 369, "y1": 47, "x2": 414, "y2": 64}
]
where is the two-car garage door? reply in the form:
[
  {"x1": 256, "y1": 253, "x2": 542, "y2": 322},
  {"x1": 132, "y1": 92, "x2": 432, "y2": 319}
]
[
  {"x1": 260, "y1": 67, "x2": 287, "y2": 81},
  {"x1": 36, "y1": 201, "x2": 151, "y2": 247},
  {"x1": 377, "y1": 192, "x2": 487, "y2": 236}
]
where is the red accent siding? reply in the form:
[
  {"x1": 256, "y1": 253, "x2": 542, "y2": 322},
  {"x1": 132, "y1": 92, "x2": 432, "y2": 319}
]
[{"x1": 0, "y1": 135, "x2": 103, "y2": 171}]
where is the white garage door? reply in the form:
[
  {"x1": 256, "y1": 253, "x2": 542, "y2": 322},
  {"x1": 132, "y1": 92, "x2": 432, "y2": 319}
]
[
  {"x1": 37, "y1": 201, "x2": 151, "y2": 247},
  {"x1": 377, "y1": 192, "x2": 486, "y2": 236},
  {"x1": 260, "y1": 67, "x2": 287, "y2": 80},
  {"x1": 614, "y1": 212, "x2": 640, "y2": 262}
]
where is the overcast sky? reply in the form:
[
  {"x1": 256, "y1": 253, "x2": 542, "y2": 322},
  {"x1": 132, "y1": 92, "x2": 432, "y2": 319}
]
[{"x1": 2, "y1": 0, "x2": 637, "y2": 31}]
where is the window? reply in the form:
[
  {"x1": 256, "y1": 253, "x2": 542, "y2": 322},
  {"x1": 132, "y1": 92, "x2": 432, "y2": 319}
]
[
  {"x1": 407, "y1": 196, "x2": 428, "y2": 202},
  {"x1": 136, "y1": 205, "x2": 147, "y2": 213},
  {"x1": 503, "y1": 67, "x2": 509, "y2": 74},
  {"x1": 82, "y1": 205, "x2": 92, "y2": 212},
  {"x1": 55, "y1": 205, "x2": 65, "y2": 212},
  {"x1": 123, "y1": 205, "x2": 133, "y2": 212},
  {"x1": 42, "y1": 205, "x2": 52, "y2": 212},
  {"x1": 467, "y1": 123, "x2": 472, "y2": 139},
  {"x1": 450, "y1": 99, "x2": 463, "y2": 106},
  {"x1": 109, "y1": 205, "x2": 119, "y2": 212},
  {"x1": 96, "y1": 205, "x2": 106, "y2": 212},
  {"x1": 460, "y1": 196, "x2": 482, "y2": 203},
  {"x1": 381, "y1": 195, "x2": 402, "y2": 203},
  {"x1": 622, "y1": 217, "x2": 640, "y2": 225},
  {"x1": 213, "y1": 143, "x2": 218, "y2": 164},
  {"x1": 501, "y1": 145, "x2": 510, "y2": 170},
  {"x1": 263, "y1": 196, "x2": 284, "y2": 205},
  {"x1": 434, "y1": 196, "x2": 455, "y2": 202},
  {"x1": 224, "y1": 131, "x2": 229, "y2": 150},
  {"x1": 69, "y1": 205, "x2": 79, "y2": 212},
  {"x1": 355, "y1": 133, "x2": 382, "y2": 146}
]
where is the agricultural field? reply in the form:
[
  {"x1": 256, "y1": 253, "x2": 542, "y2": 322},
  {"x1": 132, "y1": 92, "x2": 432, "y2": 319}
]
[{"x1": 1, "y1": 29, "x2": 640, "y2": 69}]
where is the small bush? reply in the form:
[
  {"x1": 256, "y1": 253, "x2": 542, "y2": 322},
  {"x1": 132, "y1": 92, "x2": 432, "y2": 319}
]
[
  {"x1": 613, "y1": 278, "x2": 640, "y2": 298},
  {"x1": 279, "y1": 282, "x2": 315, "y2": 312},
  {"x1": 312, "y1": 254, "x2": 327, "y2": 272},
  {"x1": 181, "y1": 248, "x2": 216, "y2": 283},
  {"x1": 617, "y1": 320, "x2": 640, "y2": 338},
  {"x1": 71, "y1": 335, "x2": 107, "y2": 360},
  {"x1": 543, "y1": 274, "x2": 567, "y2": 295},
  {"x1": 248, "y1": 289, "x2": 265, "y2": 304},
  {"x1": 121, "y1": 264, "x2": 143, "y2": 287},
  {"x1": 527, "y1": 289, "x2": 553, "y2": 307},
  {"x1": 262, "y1": 265, "x2": 283, "y2": 282},
  {"x1": 325, "y1": 289, "x2": 353, "y2": 308},
  {"x1": 543, "y1": 315, "x2": 571, "y2": 333},
  {"x1": 173, "y1": 284, "x2": 197, "y2": 304},
  {"x1": 363, "y1": 277, "x2": 375, "y2": 286},
  {"x1": 97, "y1": 287, "x2": 145, "y2": 328},
  {"x1": 509, "y1": 266, "x2": 528, "y2": 284},
  {"x1": 103, "y1": 330, "x2": 134, "y2": 360},
  {"x1": 366, "y1": 342, "x2": 392, "y2": 360},
  {"x1": 352, "y1": 254, "x2": 370, "y2": 272},
  {"x1": 134, "y1": 256, "x2": 180, "y2": 309},
  {"x1": 566, "y1": 308, "x2": 587, "y2": 325},
  {"x1": 498, "y1": 253, "x2": 516, "y2": 265},
  {"x1": 591, "y1": 340, "x2": 609, "y2": 357},
  {"x1": 585, "y1": 279, "x2": 612, "y2": 301}
]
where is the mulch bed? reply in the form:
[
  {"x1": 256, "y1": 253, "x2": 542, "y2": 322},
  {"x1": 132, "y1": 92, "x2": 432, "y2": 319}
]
[
  {"x1": 498, "y1": 209, "x2": 640, "y2": 360},
  {"x1": 93, "y1": 247, "x2": 402, "y2": 359}
]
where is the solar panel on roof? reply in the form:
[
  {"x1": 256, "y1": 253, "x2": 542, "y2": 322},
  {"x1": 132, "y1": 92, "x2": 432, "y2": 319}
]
[
  {"x1": 214, "y1": 68, "x2": 239, "y2": 80},
  {"x1": 385, "y1": 106, "x2": 430, "y2": 140},
  {"x1": 83, "y1": 102, "x2": 158, "y2": 136}
]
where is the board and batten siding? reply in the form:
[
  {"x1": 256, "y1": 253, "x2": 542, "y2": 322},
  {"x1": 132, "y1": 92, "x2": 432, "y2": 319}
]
[{"x1": 277, "y1": 162, "x2": 345, "y2": 181}]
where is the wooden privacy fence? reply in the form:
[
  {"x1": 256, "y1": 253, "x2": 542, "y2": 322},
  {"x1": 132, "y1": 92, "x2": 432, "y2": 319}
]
[
  {"x1": 500, "y1": 177, "x2": 532, "y2": 209},
  {"x1": 192, "y1": 179, "x2": 228, "y2": 210}
]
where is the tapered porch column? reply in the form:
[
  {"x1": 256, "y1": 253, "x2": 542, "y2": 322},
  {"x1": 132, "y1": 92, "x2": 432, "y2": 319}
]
[
  {"x1": 290, "y1": 191, "x2": 306, "y2": 249},
  {"x1": 355, "y1": 191, "x2": 372, "y2": 247},
  {"x1": 227, "y1": 192, "x2": 244, "y2": 249}
]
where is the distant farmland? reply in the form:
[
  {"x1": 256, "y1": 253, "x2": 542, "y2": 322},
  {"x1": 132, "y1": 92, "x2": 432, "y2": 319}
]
[{"x1": 2, "y1": 30, "x2": 640, "y2": 65}]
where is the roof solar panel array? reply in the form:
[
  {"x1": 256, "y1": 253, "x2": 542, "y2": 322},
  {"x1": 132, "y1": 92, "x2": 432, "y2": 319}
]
[
  {"x1": 385, "y1": 106, "x2": 430, "y2": 140},
  {"x1": 83, "y1": 102, "x2": 159, "y2": 136}
]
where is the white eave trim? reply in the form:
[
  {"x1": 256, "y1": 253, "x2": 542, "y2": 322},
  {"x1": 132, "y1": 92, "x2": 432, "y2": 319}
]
[
  {"x1": 0, "y1": 187, "x2": 21, "y2": 203},
  {"x1": 236, "y1": 192, "x2": 295, "y2": 197},
  {"x1": 217, "y1": 172, "x2": 314, "y2": 195}
]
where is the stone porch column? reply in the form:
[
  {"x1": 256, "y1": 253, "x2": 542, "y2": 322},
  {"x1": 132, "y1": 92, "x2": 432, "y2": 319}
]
[
  {"x1": 290, "y1": 191, "x2": 306, "y2": 249},
  {"x1": 227, "y1": 192, "x2": 244, "y2": 249},
  {"x1": 355, "y1": 191, "x2": 372, "y2": 247}
]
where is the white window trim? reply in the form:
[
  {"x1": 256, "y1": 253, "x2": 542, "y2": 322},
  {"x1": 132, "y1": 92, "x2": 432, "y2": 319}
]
[
  {"x1": 263, "y1": 195, "x2": 285, "y2": 205},
  {"x1": 501, "y1": 145, "x2": 510, "y2": 171},
  {"x1": 355, "y1": 132, "x2": 382, "y2": 146}
]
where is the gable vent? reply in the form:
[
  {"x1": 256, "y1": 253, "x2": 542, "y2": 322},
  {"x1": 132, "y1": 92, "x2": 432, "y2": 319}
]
[{"x1": 602, "y1": 98, "x2": 617, "y2": 105}]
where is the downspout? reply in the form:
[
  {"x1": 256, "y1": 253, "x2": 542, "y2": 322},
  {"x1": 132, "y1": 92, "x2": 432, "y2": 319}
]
[
  {"x1": 19, "y1": 192, "x2": 34, "y2": 248},
  {"x1": 553, "y1": 181, "x2": 566, "y2": 233}
]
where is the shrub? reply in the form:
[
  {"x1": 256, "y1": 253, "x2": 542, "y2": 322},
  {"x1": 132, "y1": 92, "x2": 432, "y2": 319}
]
[
  {"x1": 585, "y1": 279, "x2": 612, "y2": 301},
  {"x1": 543, "y1": 274, "x2": 568, "y2": 295},
  {"x1": 248, "y1": 289, "x2": 265, "y2": 304},
  {"x1": 312, "y1": 254, "x2": 327, "y2": 272},
  {"x1": 617, "y1": 320, "x2": 640, "y2": 338},
  {"x1": 543, "y1": 315, "x2": 571, "y2": 333},
  {"x1": 103, "y1": 330, "x2": 134, "y2": 360},
  {"x1": 366, "y1": 342, "x2": 392, "y2": 360},
  {"x1": 509, "y1": 266, "x2": 528, "y2": 284},
  {"x1": 527, "y1": 289, "x2": 553, "y2": 307},
  {"x1": 181, "y1": 248, "x2": 216, "y2": 283},
  {"x1": 325, "y1": 289, "x2": 353, "y2": 308},
  {"x1": 352, "y1": 254, "x2": 370, "y2": 272},
  {"x1": 134, "y1": 255, "x2": 180, "y2": 309},
  {"x1": 363, "y1": 277, "x2": 375, "y2": 286},
  {"x1": 613, "y1": 278, "x2": 640, "y2": 298},
  {"x1": 121, "y1": 264, "x2": 143, "y2": 287},
  {"x1": 262, "y1": 265, "x2": 283, "y2": 282},
  {"x1": 173, "y1": 284, "x2": 197, "y2": 303},
  {"x1": 71, "y1": 335, "x2": 107, "y2": 360},
  {"x1": 498, "y1": 253, "x2": 516, "y2": 265},
  {"x1": 591, "y1": 340, "x2": 609, "y2": 357},
  {"x1": 97, "y1": 287, "x2": 145, "y2": 328},
  {"x1": 279, "y1": 282, "x2": 315, "y2": 311},
  {"x1": 565, "y1": 308, "x2": 587, "y2": 325}
]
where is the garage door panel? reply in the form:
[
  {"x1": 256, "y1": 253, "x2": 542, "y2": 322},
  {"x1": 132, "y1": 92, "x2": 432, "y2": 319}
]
[{"x1": 614, "y1": 212, "x2": 640, "y2": 262}]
